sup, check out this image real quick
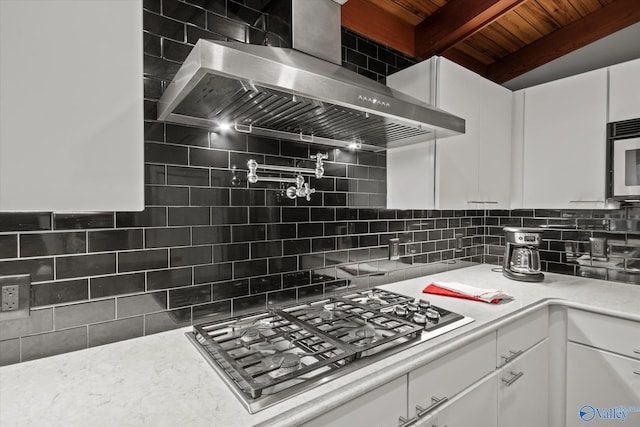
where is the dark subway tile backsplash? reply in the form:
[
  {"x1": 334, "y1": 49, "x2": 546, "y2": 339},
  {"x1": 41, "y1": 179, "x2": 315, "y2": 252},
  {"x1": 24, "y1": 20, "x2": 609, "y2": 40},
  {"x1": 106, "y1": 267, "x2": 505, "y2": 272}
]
[{"x1": 2, "y1": 1, "x2": 634, "y2": 367}]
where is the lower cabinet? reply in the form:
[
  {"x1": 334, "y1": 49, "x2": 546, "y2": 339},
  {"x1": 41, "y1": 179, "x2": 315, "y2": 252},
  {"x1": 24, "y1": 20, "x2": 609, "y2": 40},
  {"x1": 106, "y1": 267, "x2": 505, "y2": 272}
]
[
  {"x1": 301, "y1": 375, "x2": 407, "y2": 427},
  {"x1": 498, "y1": 339, "x2": 549, "y2": 427},
  {"x1": 566, "y1": 342, "x2": 640, "y2": 427},
  {"x1": 420, "y1": 373, "x2": 498, "y2": 427}
]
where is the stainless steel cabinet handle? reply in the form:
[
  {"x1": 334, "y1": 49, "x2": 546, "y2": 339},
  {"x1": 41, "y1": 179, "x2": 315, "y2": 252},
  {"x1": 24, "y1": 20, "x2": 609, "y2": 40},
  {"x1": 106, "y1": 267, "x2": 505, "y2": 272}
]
[
  {"x1": 398, "y1": 415, "x2": 416, "y2": 427},
  {"x1": 502, "y1": 371, "x2": 525, "y2": 386},
  {"x1": 467, "y1": 201, "x2": 499, "y2": 204},
  {"x1": 501, "y1": 349, "x2": 523, "y2": 364},
  {"x1": 569, "y1": 200, "x2": 605, "y2": 203},
  {"x1": 416, "y1": 396, "x2": 449, "y2": 418}
]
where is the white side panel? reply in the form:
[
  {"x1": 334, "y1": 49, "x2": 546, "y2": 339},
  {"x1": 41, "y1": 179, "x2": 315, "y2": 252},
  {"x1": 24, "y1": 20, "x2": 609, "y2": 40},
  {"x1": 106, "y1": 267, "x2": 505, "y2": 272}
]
[
  {"x1": 386, "y1": 58, "x2": 437, "y2": 209},
  {"x1": 0, "y1": 0, "x2": 144, "y2": 211},
  {"x1": 387, "y1": 141, "x2": 436, "y2": 209},
  {"x1": 387, "y1": 57, "x2": 437, "y2": 105},
  {"x1": 608, "y1": 58, "x2": 640, "y2": 122}
]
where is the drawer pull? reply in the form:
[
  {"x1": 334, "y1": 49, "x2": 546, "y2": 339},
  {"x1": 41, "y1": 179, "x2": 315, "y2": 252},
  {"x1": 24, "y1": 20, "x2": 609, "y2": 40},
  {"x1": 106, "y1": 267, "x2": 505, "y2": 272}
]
[
  {"x1": 416, "y1": 396, "x2": 449, "y2": 418},
  {"x1": 634, "y1": 371, "x2": 640, "y2": 376},
  {"x1": 398, "y1": 415, "x2": 416, "y2": 427},
  {"x1": 502, "y1": 371, "x2": 525, "y2": 387},
  {"x1": 501, "y1": 349, "x2": 523, "y2": 364}
]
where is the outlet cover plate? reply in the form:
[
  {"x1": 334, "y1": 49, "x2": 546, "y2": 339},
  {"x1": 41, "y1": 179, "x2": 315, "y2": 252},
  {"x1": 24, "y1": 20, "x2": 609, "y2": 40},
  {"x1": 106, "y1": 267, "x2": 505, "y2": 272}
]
[
  {"x1": 0, "y1": 274, "x2": 31, "y2": 320},
  {"x1": 589, "y1": 237, "x2": 608, "y2": 259}
]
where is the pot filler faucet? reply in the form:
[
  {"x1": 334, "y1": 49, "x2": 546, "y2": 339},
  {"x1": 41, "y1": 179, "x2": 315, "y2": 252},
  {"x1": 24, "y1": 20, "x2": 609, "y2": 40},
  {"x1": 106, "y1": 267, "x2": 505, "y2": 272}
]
[{"x1": 246, "y1": 152, "x2": 328, "y2": 201}]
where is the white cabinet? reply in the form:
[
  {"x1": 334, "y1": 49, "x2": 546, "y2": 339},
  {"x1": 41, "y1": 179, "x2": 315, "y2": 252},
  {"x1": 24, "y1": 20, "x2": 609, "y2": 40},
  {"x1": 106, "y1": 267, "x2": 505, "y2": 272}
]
[
  {"x1": 0, "y1": 0, "x2": 144, "y2": 211},
  {"x1": 609, "y1": 59, "x2": 640, "y2": 122},
  {"x1": 496, "y1": 309, "x2": 548, "y2": 368},
  {"x1": 301, "y1": 375, "x2": 407, "y2": 427},
  {"x1": 568, "y1": 309, "x2": 640, "y2": 359},
  {"x1": 566, "y1": 342, "x2": 640, "y2": 427},
  {"x1": 386, "y1": 56, "x2": 512, "y2": 209},
  {"x1": 498, "y1": 339, "x2": 549, "y2": 427},
  {"x1": 515, "y1": 68, "x2": 608, "y2": 209},
  {"x1": 566, "y1": 310, "x2": 640, "y2": 427},
  {"x1": 407, "y1": 333, "x2": 496, "y2": 424},
  {"x1": 419, "y1": 373, "x2": 498, "y2": 427}
]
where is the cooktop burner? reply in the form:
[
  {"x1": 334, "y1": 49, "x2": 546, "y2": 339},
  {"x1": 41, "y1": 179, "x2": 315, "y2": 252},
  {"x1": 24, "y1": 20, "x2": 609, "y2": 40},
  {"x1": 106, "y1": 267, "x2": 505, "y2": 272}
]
[{"x1": 187, "y1": 288, "x2": 473, "y2": 413}]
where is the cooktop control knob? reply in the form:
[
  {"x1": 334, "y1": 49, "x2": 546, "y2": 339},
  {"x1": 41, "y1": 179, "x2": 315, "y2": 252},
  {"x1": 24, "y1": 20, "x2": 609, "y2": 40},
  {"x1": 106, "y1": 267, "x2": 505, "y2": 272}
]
[{"x1": 418, "y1": 299, "x2": 431, "y2": 310}]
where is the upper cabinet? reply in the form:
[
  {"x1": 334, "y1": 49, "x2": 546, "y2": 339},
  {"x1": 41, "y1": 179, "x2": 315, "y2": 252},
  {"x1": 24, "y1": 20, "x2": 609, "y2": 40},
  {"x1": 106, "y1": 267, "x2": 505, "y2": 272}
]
[
  {"x1": 0, "y1": 0, "x2": 144, "y2": 212},
  {"x1": 387, "y1": 57, "x2": 512, "y2": 210},
  {"x1": 513, "y1": 68, "x2": 608, "y2": 209},
  {"x1": 608, "y1": 58, "x2": 640, "y2": 122}
]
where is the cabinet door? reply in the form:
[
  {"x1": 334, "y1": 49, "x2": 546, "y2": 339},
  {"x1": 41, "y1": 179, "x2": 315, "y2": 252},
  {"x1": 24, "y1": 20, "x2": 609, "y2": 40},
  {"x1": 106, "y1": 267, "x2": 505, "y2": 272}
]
[
  {"x1": 435, "y1": 57, "x2": 481, "y2": 210},
  {"x1": 477, "y1": 77, "x2": 512, "y2": 209},
  {"x1": 408, "y1": 333, "x2": 496, "y2": 416},
  {"x1": 301, "y1": 375, "x2": 407, "y2": 427},
  {"x1": 566, "y1": 342, "x2": 640, "y2": 427},
  {"x1": 420, "y1": 373, "x2": 498, "y2": 427},
  {"x1": 0, "y1": 0, "x2": 143, "y2": 211},
  {"x1": 609, "y1": 59, "x2": 640, "y2": 122},
  {"x1": 499, "y1": 339, "x2": 549, "y2": 427},
  {"x1": 521, "y1": 68, "x2": 607, "y2": 209}
]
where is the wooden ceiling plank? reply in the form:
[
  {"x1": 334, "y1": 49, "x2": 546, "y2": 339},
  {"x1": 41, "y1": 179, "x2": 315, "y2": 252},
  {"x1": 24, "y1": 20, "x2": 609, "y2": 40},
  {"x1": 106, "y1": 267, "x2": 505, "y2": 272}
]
[
  {"x1": 480, "y1": 22, "x2": 528, "y2": 53},
  {"x1": 366, "y1": 0, "x2": 424, "y2": 25},
  {"x1": 514, "y1": 0, "x2": 562, "y2": 35},
  {"x1": 536, "y1": 0, "x2": 583, "y2": 25},
  {"x1": 567, "y1": 0, "x2": 604, "y2": 17},
  {"x1": 465, "y1": 31, "x2": 512, "y2": 60},
  {"x1": 414, "y1": 0, "x2": 527, "y2": 59},
  {"x1": 488, "y1": 0, "x2": 640, "y2": 83},
  {"x1": 497, "y1": 9, "x2": 546, "y2": 44},
  {"x1": 342, "y1": 0, "x2": 416, "y2": 57},
  {"x1": 452, "y1": 39, "x2": 497, "y2": 64}
]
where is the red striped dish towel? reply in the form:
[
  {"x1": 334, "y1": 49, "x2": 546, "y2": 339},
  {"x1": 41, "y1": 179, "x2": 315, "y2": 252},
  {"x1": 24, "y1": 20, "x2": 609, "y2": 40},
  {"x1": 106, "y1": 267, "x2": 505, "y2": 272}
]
[{"x1": 423, "y1": 282, "x2": 514, "y2": 304}]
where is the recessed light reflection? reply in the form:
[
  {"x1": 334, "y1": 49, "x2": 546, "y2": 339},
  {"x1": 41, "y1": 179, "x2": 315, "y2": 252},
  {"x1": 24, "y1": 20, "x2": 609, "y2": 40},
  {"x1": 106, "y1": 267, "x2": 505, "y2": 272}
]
[
  {"x1": 218, "y1": 122, "x2": 231, "y2": 131},
  {"x1": 348, "y1": 141, "x2": 362, "y2": 150}
]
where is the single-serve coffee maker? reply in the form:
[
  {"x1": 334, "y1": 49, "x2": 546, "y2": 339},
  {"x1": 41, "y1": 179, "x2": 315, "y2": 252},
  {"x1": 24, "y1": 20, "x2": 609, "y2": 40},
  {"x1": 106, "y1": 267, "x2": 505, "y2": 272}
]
[{"x1": 503, "y1": 227, "x2": 544, "y2": 282}]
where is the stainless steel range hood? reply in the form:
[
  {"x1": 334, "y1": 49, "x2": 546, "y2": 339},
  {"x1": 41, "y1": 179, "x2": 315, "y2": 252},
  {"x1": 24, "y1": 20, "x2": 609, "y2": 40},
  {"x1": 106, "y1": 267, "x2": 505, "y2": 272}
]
[{"x1": 157, "y1": 1, "x2": 465, "y2": 151}]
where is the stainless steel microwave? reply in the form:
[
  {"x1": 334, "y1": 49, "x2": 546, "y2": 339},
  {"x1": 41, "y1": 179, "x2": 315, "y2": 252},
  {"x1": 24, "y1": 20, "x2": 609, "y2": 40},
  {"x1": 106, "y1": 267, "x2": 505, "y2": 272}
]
[{"x1": 607, "y1": 118, "x2": 640, "y2": 200}]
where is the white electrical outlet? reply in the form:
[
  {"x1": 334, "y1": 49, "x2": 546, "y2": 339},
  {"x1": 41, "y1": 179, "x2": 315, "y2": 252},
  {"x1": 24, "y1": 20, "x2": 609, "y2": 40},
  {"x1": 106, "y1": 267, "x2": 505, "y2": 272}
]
[
  {"x1": 1, "y1": 285, "x2": 19, "y2": 311},
  {"x1": 589, "y1": 237, "x2": 608, "y2": 259},
  {"x1": 0, "y1": 274, "x2": 30, "y2": 320}
]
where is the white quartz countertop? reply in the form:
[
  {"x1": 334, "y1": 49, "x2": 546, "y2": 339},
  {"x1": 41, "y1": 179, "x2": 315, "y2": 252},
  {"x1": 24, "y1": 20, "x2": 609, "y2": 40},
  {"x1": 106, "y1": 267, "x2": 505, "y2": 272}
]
[{"x1": 2, "y1": 264, "x2": 640, "y2": 427}]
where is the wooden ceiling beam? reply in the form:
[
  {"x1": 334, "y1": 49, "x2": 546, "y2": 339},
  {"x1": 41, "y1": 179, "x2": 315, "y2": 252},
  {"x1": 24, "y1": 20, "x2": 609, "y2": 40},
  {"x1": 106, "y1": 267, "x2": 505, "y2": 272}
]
[
  {"x1": 415, "y1": 0, "x2": 526, "y2": 60},
  {"x1": 487, "y1": 0, "x2": 640, "y2": 83},
  {"x1": 341, "y1": 0, "x2": 415, "y2": 57}
]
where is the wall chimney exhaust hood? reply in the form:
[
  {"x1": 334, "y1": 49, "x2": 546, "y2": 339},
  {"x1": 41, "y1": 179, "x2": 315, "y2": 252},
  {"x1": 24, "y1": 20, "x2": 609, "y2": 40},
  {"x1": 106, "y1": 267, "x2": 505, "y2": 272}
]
[{"x1": 156, "y1": 1, "x2": 465, "y2": 152}]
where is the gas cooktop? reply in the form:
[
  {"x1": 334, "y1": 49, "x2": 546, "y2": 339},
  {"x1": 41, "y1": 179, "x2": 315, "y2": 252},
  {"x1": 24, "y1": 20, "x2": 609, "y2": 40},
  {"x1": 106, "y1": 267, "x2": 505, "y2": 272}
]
[{"x1": 186, "y1": 288, "x2": 473, "y2": 413}]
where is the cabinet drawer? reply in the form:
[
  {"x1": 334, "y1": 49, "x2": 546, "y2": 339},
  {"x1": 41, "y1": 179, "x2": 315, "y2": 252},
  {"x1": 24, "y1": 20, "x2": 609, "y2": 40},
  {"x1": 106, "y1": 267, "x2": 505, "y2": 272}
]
[
  {"x1": 302, "y1": 375, "x2": 408, "y2": 427},
  {"x1": 496, "y1": 308, "x2": 548, "y2": 367},
  {"x1": 568, "y1": 309, "x2": 640, "y2": 360},
  {"x1": 408, "y1": 333, "x2": 496, "y2": 417}
]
